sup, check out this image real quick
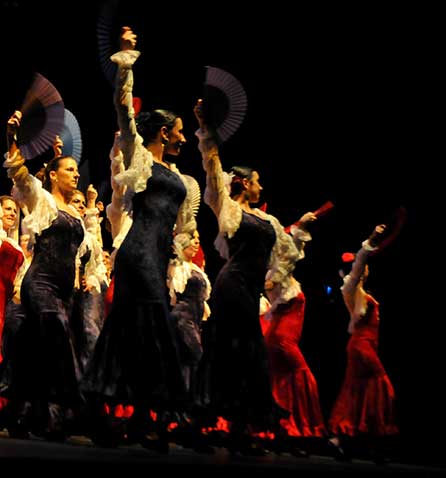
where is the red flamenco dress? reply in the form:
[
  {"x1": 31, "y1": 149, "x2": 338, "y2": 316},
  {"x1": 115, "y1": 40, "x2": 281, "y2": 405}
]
[
  {"x1": 328, "y1": 294, "x2": 398, "y2": 437},
  {"x1": 264, "y1": 290, "x2": 327, "y2": 437},
  {"x1": 0, "y1": 237, "x2": 24, "y2": 411}
]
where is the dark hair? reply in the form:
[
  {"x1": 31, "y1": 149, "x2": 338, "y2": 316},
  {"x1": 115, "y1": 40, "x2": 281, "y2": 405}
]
[
  {"x1": 43, "y1": 155, "x2": 73, "y2": 191},
  {"x1": 136, "y1": 109, "x2": 179, "y2": 147},
  {"x1": 229, "y1": 165, "x2": 255, "y2": 198}
]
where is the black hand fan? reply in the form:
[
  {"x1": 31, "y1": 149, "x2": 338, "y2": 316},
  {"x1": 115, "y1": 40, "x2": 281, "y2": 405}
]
[
  {"x1": 17, "y1": 73, "x2": 65, "y2": 160},
  {"x1": 60, "y1": 109, "x2": 83, "y2": 164},
  {"x1": 97, "y1": 0, "x2": 120, "y2": 87},
  {"x1": 202, "y1": 66, "x2": 247, "y2": 145}
]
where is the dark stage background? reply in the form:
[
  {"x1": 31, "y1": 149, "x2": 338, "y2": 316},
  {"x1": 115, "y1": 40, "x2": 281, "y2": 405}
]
[{"x1": 0, "y1": 0, "x2": 440, "y2": 466}]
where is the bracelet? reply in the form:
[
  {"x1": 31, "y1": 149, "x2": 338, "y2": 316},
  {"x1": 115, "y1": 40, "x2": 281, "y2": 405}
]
[{"x1": 207, "y1": 152, "x2": 219, "y2": 161}]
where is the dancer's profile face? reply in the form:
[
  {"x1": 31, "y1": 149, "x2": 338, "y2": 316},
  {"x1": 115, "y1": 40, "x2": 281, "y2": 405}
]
[
  {"x1": 51, "y1": 157, "x2": 80, "y2": 193},
  {"x1": 165, "y1": 118, "x2": 186, "y2": 156},
  {"x1": 247, "y1": 171, "x2": 263, "y2": 203}
]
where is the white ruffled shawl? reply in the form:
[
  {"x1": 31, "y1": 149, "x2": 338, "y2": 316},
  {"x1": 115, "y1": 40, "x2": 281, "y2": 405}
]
[
  {"x1": 4, "y1": 151, "x2": 105, "y2": 294},
  {"x1": 110, "y1": 50, "x2": 196, "y2": 240},
  {"x1": 196, "y1": 128, "x2": 301, "y2": 310},
  {"x1": 167, "y1": 259, "x2": 211, "y2": 304}
]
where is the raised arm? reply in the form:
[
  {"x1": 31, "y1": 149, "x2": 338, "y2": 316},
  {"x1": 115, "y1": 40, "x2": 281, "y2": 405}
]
[
  {"x1": 286, "y1": 211, "x2": 317, "y2": 259},
  {"x1": 111, "y1": 26, "x2": 140, "y2": 170},
  {"x1": 193, "y1": 99, "x2": 229, "y2": 218},
  {"x1": 3, "y1": 111, "x2": 39, "y2": 212},
  {"x1": 341, "y1": 224, "x2": 386, "y2": 314}
]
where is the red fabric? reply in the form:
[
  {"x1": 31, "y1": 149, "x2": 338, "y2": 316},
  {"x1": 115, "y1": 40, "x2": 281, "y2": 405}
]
[
  {"x1": 202, "y1": 416, "x2": 230, "y2": 434},
  {"x1": 313, "y1": 200, "x2": 334, "y2": 218},
  {"x1": 103, "y1": 276, "x2": 115, "y2": 319},
  {"x1": 132, "y1": 97, "x2": 142, "y2": 116},
  {"x1": 104, "y1": 403, "x2": 134, "y2": 418},
  {"x1": 259, "y1": 314, "x2": 272, "y2": 336},
  {"x1": 0, "y1": 396, "x2": 8, "y2": 411},
  {"x1": 328, "y1": 295, "x2": 398, "y2": 436},
  {"x1": 284, "y1": 222, "x2": 297, "y2": 235},
  {"x1": 0, "y1": 241, "x2": 24, "y2": 362},
  {"x1": 341, "y1": 252, "x2": 355, "y2": 263},
  {"x1": 113, "y1": 404, "x2": 134, "y2": 418},
  {"x1": 192, "y1": 245, "x2": 205, "y2": 270},
  {"x1": 264, "y1": 293, "x2": 327, "y2": 437}
]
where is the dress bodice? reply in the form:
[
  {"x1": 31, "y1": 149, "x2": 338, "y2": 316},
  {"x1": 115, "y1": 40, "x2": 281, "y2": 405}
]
[
  {"x1": 24, "y1": 210, "x2": 84, "y2": 297},
  {"x1": 352, "y1": 294, "x2": 380, "y2": 341},
  {"x1": 113, "y1": 163, "x2": 187, "y2": 304}
]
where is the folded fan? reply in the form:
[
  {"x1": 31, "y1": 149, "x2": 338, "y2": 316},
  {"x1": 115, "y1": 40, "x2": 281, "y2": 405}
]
[{"x1": 17, "y1": 73, "x2": 65, "y2": 160}]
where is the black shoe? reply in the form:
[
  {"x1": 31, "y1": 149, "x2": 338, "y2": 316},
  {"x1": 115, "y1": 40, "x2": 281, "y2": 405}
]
[
  {"x1": 193, "y1": 442, "x2": 215, "y2": 455},
  {"x1": 271, "y1": 439, "x2": 309, "y2": 458},
  {"x1": 290, "y1": 446, "x2": 309, "y2": 458},
  {"x1": 328, "y1": 440, "x2": 351, "y2": 462},
  {"x1": 230, "y1": 440, "x2": 268, "y2": 456},
  {"x1": 227, "y1": 436, "x2": 268, "y2": 456},
  {"x1": 90, "y1": 415, "x2": 125, "y2": 448},
  {"x1": 371, "y1": 450, "x2": 391, "y2": 465},
  {"x1": 7, "y1": 420, "x2": 30, "y2": 440},
  {"x1": 139, "y1": 434, "x2": 170, "y2": 453},
  {"x1": 5, "y1": 400, "x2": 31, "y2": 439}
]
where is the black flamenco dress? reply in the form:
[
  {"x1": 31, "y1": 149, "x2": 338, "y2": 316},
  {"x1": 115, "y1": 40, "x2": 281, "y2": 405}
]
[
  {"x1": 169, "y1": 261, "x2": 211, "y2": 401},
  {"x1": 206, "y1": 211, "x2": 282, "y2": 427},
  {"x1": 83, "y1": 164, "x2": 189, "y2": 411},
  {"x1": 81, "y1": 47, "x2": 197, "y2": 427},
  {"x1": 0, "y1": 207, "x2": 85, "y2": 431},
  {"x1": 196, "y1": 130, "x2": 300, "y2": 431}
]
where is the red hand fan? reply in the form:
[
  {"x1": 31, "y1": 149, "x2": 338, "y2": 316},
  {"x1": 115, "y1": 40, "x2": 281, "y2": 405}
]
[
  {"x1": 285, "y1": 201, "x2": 334, "y2": 234},
  {"x1": 313, "y1": 200, "x2": 334, "y2": 218},
  {"x1": 371, "y1": 206, "x2": 407, "y2": 255}
]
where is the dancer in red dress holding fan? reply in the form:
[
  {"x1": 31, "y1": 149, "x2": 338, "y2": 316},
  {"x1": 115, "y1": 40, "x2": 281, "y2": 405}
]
[
  {"x1": 328, "y1": 224, "x2": 398, "y2": 463},
  {"x1": 263, "y1": 207, "x2": 330, "y2": 453}
]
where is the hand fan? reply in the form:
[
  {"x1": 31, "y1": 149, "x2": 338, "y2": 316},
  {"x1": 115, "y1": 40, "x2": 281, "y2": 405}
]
[
  {"x1": 97, "y1": 0, "x2": 120, "y2": 87},
  {"x1": 313, "y1": 200, "x2": 334, "y2": 218},
  {"x1": 17, "y1": 73, "x2": 65, "y2": 160},
  {"x1": 202, "y1": 66, "x2": 247, "y2": 144},
  {"x1": 183, "y1": 174, "x2": 201, "y2": 217},
  {"x1": 60, "y1": 108, "x2": 82, "y2": 163}
]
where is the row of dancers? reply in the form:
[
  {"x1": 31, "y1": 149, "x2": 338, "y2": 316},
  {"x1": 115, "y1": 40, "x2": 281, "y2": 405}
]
[{"x1": 0, "y1": 26, "x2": 398, "y2": 463}]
